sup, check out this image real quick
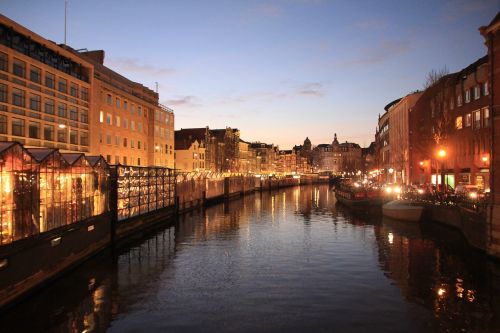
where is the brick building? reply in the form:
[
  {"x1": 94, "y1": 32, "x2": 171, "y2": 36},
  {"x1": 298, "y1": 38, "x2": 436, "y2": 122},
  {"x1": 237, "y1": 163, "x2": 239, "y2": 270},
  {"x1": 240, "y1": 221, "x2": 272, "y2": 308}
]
[{"x1": 409, "y1": 57, "x2": 490, "y2": 190}]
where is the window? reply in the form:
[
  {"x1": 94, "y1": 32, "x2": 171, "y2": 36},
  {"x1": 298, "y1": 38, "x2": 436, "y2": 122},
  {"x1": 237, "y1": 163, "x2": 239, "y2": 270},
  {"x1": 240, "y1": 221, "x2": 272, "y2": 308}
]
[
  {"x1": 131, "y1": 140, "x2": 135, "y2": 148},
  {"x1": 29, "y1": 94, "x2": 41, "y2": 111},
  {"x1": 122, "y1": 118, "x2": 128, "y2": 129},
  {"x1": 99, "y1": 133, "x2": 102, "y2": 143},
  {"x1": 483, "y1": 108, "x2": 490, "y2": 128},
  {"x1": 474, "y1": 86, "x2": 480, "y2": 100},
  {"x1": 123, "y1": 137, "x2": 127, "y2": 147},
  {"x1": 465, "y1": 113, "x2": 471, "y2": 127},
  {"x1": 106, "y1": 94, "x2": 112, "y2": 105},
  {"x1": 115, "y1": 156, "x2": 120, "y2": 164},
  {"x1": 70, "y1": 107, "x2": 78, "y2": 121},
  {"x1": 473, "y1": 110, "x2": 481, "y2": 129},
  {"x1": 138, "y1": 106, "x2": 142, "y2": 116},
  {"x1": 131, "y1": 104, "x2": 135, "y2": 114},
  {"x1": 44, "y1": 125, "x2": 54, "y2": 141},
  {"x1": 80, "y1": 109, "x2": 88, "y2": 123},
  {"x1": 138, "y1": 140, "x2": 141, "y2": 149},
  {"x1": 155, "y1": 110, "x2": 160, "y2": 121},
  {"x1": 106, "y1": 134, "x2": 111, "y2": 144},
  {"x1": 80, "y1": 131, "x2": 88, "y2": 146},
  {"x1": 106, "y1": 113, "x2": 112, "y2": 125},
  {"x1": 483, "y1": 82, "x2": 489, "y2": 96},
  {"x1": 44, "y1": 98, "x2": 55, "y2": 114},
  {"x1": 449, "y1": 97, "x2": 454, "y2": 110},
  {"x1": 457, "y1": 94, "x2": 462, "y2": 106},
  {"x1": 99, "y1": 111, "x2": 104, "y2": 123},
  {"x1": 115, "y1": 115, "x2": 120, "y2": 127},
  {"x1": 116, "y1": 98, "x2": 120, "y2": 108},
  {"x1": 138, "y1": 122, "x2": 142, "y2": 133},
  {"x1": 58, "y1": 78, "x2": 67, "y2": 93},
  {"x1": 465, "y1": 90, "x2": 471, "y2": 103},
  {"x1": 123, "y1": 101, "x2": 128, "y2": 110},
  {"x1": 58, "y1": 103, "x2": 67, "y2": 118},
  {"x1": 115, "y1": 135, "x2": 120, "y2": 146},
  {"x1": 131, "y1": 120, "x2": 135, "y2": 131},
  {"x1": 70, "y1": 83, "x2": 78, "y2": 98},
  {"x1": 137, "y1": 158, "x2": 141, "y2": 166},
  {"x1": 30, "y1": 66, "x2": 41, "y2": 83},
  {"x1": 106, "y1": 155, "x2": 111, "y2": 163},
  {"x1": 12, "y1": 88, "x2": 25, "y2": 107},
  {"x1": 70, "y1": 129, "x2": 78, "y2": 144},
  {"x1": 0, "y1": 52, "x2": 7, "y2": 71},
  {"x1": 0, "y1": 83, "x2": 7, "y2": 102},
  {"x1": 0, "y1": 115, "x2": 7, "y2": 134},
  {"x1": 28, "y1": 121, "x2": 40, "y2": 139},
  {"x1": 45, "y1": 72, "x2": 55, "y2": 89},
  {"x1": 57, "y1": 128, "x2": 66, "y2": 142},
  {"x1": 12, "y1": 118, "x2": 24, "y2": 136},
  {"x1": 13, "y1": 58, "x2": 26, "y2": 78},
  {"x1": 123, "y1": 156, "x2": 127, "y2": 165},
  {"x1": 81, "y1": 87, "x2": 89, "y2": 101}
]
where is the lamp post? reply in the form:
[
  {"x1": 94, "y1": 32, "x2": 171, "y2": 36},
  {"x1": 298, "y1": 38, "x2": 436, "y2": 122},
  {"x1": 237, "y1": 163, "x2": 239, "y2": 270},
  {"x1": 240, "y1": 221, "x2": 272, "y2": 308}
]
[{"x1": 437, "y1": 149, "x2": 447, "y2": 194}]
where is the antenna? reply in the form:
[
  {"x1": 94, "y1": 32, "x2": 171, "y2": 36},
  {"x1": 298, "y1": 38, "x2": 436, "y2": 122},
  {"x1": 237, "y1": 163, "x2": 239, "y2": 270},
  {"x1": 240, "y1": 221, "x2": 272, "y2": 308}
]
[{"x1": 64, "y1": 0, "x2": 68, "y2": 45}]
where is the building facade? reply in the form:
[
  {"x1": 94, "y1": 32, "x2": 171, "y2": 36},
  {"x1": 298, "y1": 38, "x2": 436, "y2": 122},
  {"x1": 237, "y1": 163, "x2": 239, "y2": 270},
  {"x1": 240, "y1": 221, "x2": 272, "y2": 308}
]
[
  {"x1": 174, "y1": 130, "x2": 205, "y2": 172},
  {"x1": 0, "y1": 15, "x2": 93, "y2": 153},
  {"x1": 409, "y1": 57, "x2": 490, "y2": 190}
]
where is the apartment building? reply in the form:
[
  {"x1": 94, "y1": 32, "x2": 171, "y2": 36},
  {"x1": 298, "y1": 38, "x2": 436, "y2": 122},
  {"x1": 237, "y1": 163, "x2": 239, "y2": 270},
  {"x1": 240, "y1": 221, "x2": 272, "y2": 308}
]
[{"x1": 0, "y1": 15, "x2": 93, "y2": 152}]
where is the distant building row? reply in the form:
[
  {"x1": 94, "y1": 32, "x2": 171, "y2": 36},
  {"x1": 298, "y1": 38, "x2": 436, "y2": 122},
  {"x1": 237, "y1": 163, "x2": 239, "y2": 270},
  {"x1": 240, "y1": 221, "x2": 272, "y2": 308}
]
[{"x1": 175, "y1": 127, "x2": 374, "y2": 175}]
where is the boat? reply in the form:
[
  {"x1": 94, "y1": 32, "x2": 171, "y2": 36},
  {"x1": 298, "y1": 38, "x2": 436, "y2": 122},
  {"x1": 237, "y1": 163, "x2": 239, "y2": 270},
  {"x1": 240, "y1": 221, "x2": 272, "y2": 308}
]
[
  {"x1": 382, "y1": 200, "x2": 424, "y2": 222},
  {"x1": 334, "y1": 183, "x2": 382, "y2": 209}
]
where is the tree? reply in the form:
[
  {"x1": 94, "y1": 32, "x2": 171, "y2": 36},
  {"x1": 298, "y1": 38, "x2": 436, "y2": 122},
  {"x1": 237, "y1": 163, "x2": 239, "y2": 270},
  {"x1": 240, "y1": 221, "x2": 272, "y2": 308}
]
[{"x1": 423, "y1": 66, "x2": 449, "y2": 89}]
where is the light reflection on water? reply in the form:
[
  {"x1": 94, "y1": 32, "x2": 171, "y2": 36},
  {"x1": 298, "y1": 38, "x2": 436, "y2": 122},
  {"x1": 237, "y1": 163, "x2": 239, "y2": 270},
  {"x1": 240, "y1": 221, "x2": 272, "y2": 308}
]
[{"x1": 1, "y1": 185, "x2": 500, "y2": 332}]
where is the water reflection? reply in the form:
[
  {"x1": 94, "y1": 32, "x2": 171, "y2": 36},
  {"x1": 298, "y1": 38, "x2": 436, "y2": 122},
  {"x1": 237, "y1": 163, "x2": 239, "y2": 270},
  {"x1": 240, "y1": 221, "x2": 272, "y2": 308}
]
[{"x1": 0, "y1": 185, "x2": 500, "y2": 332}]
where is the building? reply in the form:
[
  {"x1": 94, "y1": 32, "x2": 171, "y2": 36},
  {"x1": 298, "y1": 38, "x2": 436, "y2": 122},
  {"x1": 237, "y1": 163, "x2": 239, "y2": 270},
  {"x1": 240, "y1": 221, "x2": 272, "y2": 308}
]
[
  {"x1": 174, "y1": 130, "x2": 205, "y2": 172},
  {"x1": 339, "y1": 141, "x2": 362, "y2": 174},
  {"x1": 0, "y1": 15, "x2": 93, "y2": 153},
  {"x1": 74, "y1": 50, "x2": 174, "y2": 167},
  {"x1": 0, "y1": 14, "x2": 175, "y2": 168},
  {"x1": 409, "y1": 57, "x2": 490, "y2": 189},
  {"x1": 276, "y1": 149, "x2": 297, "y2": 174},
  {"x1": 249, "y1": 142, "x2": 277, "y2": 174},
  {"x1": 238, "y1": 139, "x2": 252, "y2": 173},
  {"x1": 361, "y1": 142, "x2": 376, "y2": 174},
  {"x1": 208, "y1": 127, "x2": 240, "y2": 172},
  {"x1": 311, "y1": 134, "x2": 342, "y2": 174},
  {"x1": 480, "y1": 12, "x2": 500, "y2": 257},
  {"x1": 376, "y1": 107, "x2": 391, "y2": 182},
  {"x1": 377, "y1": 92, "x2": 422, "y2": 184}
]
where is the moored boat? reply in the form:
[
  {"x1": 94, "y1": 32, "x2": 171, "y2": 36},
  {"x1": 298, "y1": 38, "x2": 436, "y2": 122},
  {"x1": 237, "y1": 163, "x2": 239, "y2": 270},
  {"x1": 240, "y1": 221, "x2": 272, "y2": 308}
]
[
  {"x1": 382, "y1": 200, "x2": 424, "y2": 222},
  {"x1": 334, "y1": 183, "x2": 382, "y2": 209}
]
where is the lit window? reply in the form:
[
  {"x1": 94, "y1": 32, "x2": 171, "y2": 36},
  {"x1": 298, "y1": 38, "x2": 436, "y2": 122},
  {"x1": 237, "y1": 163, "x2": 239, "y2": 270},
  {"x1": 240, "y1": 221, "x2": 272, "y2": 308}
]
[
  {"x1": 455, "y1": 116, "x2": 462, "y2": 129},
  {"x1": 474, "y1": 86, "x2": 480, "y2": 100},
  {"x1": 465, "y1": 90, "x2": 470, "y2": 103},
  {"x1": 465, "y1": 113, "x2": 471, "y2": 127},
  {"x1": 99, "y1": 111, "x2": 104, "y2": 123},
  {"x1": 457, "y1": 94, "x2": 462, "y2": 106},
  {"x1": 473, "y1": 110, "x2": 481, "y2": 129},
  {"x1": 116, "y1": 115, "x2": 121, "y2": 127},
  {"x1": 483, "y1": 82, "x2": 489, "y2": 96},
  {"x1": 483, "y1": 108, "x2": 490, "y2": 128}
]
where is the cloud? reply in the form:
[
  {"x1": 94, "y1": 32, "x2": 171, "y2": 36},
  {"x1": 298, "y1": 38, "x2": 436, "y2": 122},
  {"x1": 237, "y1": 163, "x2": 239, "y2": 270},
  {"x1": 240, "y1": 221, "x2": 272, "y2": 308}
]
[
  {"x1": 248, "y1": 3, "x2": 284, "y2": 18},
  {"x1": 105, "y1": 57, "x2": 175, "y2": 77},
  {"x1": 354, "y1": 18, "x2": 388, "y2": 30},
  {"x1": 297, "y1": 82, "x2": 324, "y2": 97},
  {"x1": 441, "y1": 0, "x2": 498, "y2": 22},
  {"x1": 162, "y1": 95, "x2": 201, "y2": 108},
  {"x1": 335, "y1": 40, "x2": 411, "y2": 67}
]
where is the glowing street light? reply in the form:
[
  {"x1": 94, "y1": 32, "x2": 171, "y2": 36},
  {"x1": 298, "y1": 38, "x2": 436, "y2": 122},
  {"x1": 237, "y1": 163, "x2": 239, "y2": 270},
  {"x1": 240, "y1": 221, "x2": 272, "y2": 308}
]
[{"x1": 437, "y1": 149, "x2": 446, "y2": 158}]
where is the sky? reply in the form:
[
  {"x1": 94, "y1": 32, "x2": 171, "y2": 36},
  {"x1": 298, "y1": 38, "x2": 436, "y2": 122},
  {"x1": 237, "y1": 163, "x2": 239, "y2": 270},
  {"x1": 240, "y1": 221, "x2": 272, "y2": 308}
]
[{"x1": 1, "y1": 0, "x2": 498, "y2": 149}]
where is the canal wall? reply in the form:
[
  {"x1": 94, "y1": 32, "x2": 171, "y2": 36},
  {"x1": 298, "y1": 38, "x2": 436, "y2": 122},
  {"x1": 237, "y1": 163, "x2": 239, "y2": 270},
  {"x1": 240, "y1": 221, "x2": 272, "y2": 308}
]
[{"x1": 425, "y1": 204, "x2": 488, "y2": 252}]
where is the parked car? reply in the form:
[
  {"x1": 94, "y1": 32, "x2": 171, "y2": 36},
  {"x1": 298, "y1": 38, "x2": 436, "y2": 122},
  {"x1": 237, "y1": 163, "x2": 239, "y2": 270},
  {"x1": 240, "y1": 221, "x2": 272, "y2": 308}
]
[{"x1": 455, "y1": 184, "x2": 483, "y2": 199}]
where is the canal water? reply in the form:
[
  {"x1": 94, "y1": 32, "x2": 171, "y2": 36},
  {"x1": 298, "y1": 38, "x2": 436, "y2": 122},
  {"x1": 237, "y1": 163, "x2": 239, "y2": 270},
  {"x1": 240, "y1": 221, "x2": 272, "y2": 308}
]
[{"x1": 1, "y1": 185, "x2": 500, "y2": 332}]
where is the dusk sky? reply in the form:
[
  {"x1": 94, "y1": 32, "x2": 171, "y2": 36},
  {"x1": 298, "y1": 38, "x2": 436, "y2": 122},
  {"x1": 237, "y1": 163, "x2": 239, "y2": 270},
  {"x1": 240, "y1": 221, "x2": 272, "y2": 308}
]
[{"x1": 2, "y1": 0, "x2": 498, "y2": 149}]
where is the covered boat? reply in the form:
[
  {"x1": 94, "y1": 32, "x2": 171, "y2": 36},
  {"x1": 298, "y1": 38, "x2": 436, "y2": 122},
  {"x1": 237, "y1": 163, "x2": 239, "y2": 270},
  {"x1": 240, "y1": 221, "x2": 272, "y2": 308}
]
[{"x1": 382, "y1": 200, "x2": 424, "y2": 222}]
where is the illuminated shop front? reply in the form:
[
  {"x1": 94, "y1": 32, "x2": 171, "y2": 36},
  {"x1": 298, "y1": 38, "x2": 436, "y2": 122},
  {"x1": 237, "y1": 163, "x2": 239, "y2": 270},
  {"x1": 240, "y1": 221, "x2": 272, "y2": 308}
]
[
  {"x1": 0, "y1": 142, "x2": 39, "y2": 244},
  {"x1": 116, "y1": 166, "x2": 175, "y2": 221}
]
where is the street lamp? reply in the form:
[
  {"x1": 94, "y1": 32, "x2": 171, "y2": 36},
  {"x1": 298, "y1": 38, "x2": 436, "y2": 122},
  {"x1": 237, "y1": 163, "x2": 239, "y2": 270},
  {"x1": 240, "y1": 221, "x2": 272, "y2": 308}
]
[{"x1": 436, "y1": 148, "x2": 447, "y2": 193}]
